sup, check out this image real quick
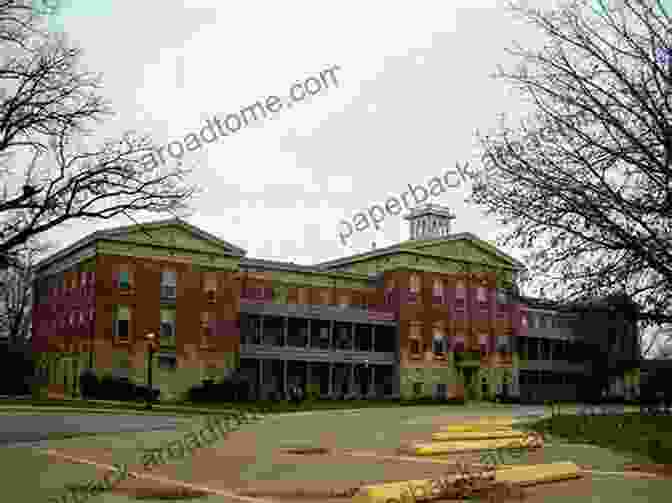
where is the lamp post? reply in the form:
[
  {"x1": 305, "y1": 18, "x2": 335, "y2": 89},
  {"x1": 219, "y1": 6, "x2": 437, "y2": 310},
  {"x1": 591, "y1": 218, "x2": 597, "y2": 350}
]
[{"x1": 145, "y1": 332, "x2": 157, "y2": 410}]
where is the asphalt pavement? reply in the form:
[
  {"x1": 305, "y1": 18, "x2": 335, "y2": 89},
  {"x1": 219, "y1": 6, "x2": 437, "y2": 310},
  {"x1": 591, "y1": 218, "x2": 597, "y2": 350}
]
[{"x1": 0, "y1": 413, "x2": 189, "y2": 447}]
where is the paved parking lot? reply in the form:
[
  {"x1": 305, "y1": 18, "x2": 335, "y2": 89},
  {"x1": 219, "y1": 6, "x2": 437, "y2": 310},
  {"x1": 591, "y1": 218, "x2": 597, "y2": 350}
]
[{"x1": 0, "y1": 413, "x2": 189, "y2": 447}]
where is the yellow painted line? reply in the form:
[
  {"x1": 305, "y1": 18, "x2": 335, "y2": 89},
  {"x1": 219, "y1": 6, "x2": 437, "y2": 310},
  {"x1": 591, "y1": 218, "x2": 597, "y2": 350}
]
[
  {"x1": 352, "y1": 463, "x2": 581, "y2": 503},
  {"x1": 495, "y1": 461, "x2": 581, "y2": 486},
  {"x1": 584, "y1": 470, "x2": 663, "y2": 479},
  {"x1": 40, "y1": 449, "x2": 278, "y2": 503},
  {"x1": 439, "y1": 424, "x2": 515, "y2": 433},
  {"x1": 431, "y1": 430, "x2": 524, "y2": 441},
  {"x1": 411, "y1": 437, "x2": 540, "y2": 455}
]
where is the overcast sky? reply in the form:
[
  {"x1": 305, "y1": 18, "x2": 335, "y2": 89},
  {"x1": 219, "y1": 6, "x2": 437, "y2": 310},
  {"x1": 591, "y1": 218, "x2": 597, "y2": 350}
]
[
  {"x1": 27, "y1": 0, "x2": 667, "y2": 353},
  {"x1": 35, "y1": 0, "x2": 558, "y2": 265}
]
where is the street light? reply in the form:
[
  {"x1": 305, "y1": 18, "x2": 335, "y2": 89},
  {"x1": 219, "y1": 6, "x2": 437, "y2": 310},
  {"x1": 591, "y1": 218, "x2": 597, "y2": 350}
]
[{"x1": 145, "y1": 332, "x2": 157, "y2": 410}]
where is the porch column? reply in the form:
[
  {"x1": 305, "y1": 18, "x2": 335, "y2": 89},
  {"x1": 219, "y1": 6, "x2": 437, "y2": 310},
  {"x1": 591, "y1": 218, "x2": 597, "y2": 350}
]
[
  {"x1": 549, "y1": 339, "x2": 553, "y2": 361},
  {"x1": 329, "y1": 320, "x2": 334, "y2": 350},
  {"x1": 370, "y1": 365, "x2": 376, "y2": 397},
  {"x1": 371, "y1": 325, "x2": 376, "y2": 352},
  {"x1": 328, "y1": 363, "x2": 333, "y2": 396},
  {"x1": 351, "y1": 323, "x2": 356, "y2": 350},
  {"x1": 283, "y1": 359, "x2": 288, "y2": 398},
  {"x1": 282, "y1": 317, "x2": 288, "y2": 347},
  {"x1": 258, "y1": 359, "x2": 263, "y2": 399},
  {"x1": 259, "y1": 315, "x2": 265, "y2": 345},
  {"x1": 306, "y1": 362, "x2": 311, "y2": 391},
  {"x1": 349, "y1": 364, "x2": 355, "y2": 395},
  {"x1": 306, "y1": 319, "x2": 311, "y2": 349}
]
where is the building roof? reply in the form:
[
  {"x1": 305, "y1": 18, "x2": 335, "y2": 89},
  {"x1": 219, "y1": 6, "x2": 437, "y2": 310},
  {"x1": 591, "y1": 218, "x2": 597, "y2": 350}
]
[
  {"x1": 316, "y1": 232, "x2": 525, "y2": 271},
  {"x1": 34, "y1": 217, "x2": 247, "y2": 274}
]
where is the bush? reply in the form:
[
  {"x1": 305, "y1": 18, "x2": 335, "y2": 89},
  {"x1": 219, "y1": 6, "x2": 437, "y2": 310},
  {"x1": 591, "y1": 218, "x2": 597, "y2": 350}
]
[
  {"x1": 305, "y1": 383, "x2": 320, "y2": 401},
  {"x1": 79, "y1": 370, "x2": 99, "y2": 399},
  {"x1": 186, "y1": 372, "x2": 251, "y2": 403},
  {"x1": 78, "y1": 372, "x2": 158, "y2": 402}
]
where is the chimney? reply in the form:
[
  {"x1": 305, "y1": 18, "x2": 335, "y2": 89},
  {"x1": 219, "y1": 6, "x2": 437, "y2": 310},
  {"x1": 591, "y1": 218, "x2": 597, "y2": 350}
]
[{"x1": 404, "y1": 204, "x2": 455, "y2": 240}]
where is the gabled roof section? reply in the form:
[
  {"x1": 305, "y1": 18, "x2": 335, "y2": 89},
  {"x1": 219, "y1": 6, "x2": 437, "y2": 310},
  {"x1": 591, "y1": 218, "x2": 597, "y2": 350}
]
[
  {"x1": 35, "y1": 218, "x2": 246, "y2": 273},
  {"x1": 101, "y1": 218, "x2": 247, "y2": 256},
  {"x1": 405, "y1": 232, "x2": 526, "y2": 269},
  {"x1": 316, "y1": 233, "x2": 525, "y2": 271}
]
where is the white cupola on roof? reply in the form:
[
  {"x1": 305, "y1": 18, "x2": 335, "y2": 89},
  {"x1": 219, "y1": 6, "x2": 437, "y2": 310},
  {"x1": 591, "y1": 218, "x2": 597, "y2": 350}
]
[{"x1": 404, "y1": 204, "x2": 455, "y2": 240}]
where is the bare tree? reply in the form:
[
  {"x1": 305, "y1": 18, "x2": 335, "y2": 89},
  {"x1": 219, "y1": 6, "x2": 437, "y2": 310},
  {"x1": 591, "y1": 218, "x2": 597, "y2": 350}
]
[
  {"x1": 0, "y1": 1, "x2": 199, "y2": 266},
  {"x1": 466, "y1": 0, "x2": 672, "y2": 333},
  {"x1": 0, "y1": 239, "x2": 50, "y2": 346}
]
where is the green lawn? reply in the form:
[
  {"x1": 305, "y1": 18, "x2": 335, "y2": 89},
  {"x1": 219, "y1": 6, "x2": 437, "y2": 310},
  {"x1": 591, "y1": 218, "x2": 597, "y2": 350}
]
[
  {"x1": 8, "y1": 404, "x2": 672, "y2": 502},
  {"x1": 528, "y1": 412, "x2": 672, "y2": 464},
  {"x1": 0, "y1": 397, "x2": 469, "y2": 416}
]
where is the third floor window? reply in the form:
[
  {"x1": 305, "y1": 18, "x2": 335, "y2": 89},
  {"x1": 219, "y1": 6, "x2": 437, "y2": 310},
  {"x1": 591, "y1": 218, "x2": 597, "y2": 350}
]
[
  {"x1": 203, "y1": 273, "x2": 217, "y2": 298},
  {"x1": 161, "y1": 270, "x2": 177, "y2": 298}
]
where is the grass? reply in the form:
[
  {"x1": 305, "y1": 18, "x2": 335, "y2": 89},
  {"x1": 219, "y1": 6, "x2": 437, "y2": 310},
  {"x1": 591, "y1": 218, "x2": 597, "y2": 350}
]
[
  {"x1": 11, "y1": 404, "x2": 672, "y2": 502},
  {"x1": 527, "y1": 412, "x2": 672, "y2": 464},
  {"x1": 0, "y1": 397, "x2": 470, "y2": 417}
]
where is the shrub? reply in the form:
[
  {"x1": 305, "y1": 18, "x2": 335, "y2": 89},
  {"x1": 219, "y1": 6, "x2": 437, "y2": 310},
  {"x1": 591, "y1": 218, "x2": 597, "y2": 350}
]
[
  {"x1": 79, "y1": 370, "x2": 99, "y2": 399},
  {"x1": 306, "y1": 383, "x2": 320, "y2": 401},
  {"x1": 186, "y1": 372, "x2": 251, "y2": 403}
]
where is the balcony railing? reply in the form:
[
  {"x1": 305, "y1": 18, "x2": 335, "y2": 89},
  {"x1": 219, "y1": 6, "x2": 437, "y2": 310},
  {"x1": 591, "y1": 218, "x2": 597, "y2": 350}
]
[{"x1": 239, "y1": 343, "x2": 395, "y2": 363}]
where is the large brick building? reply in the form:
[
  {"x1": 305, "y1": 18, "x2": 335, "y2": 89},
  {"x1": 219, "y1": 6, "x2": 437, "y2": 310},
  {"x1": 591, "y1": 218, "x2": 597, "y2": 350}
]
[{"x1": 31, "y1": 204, "x2": 640, "y2": 401}]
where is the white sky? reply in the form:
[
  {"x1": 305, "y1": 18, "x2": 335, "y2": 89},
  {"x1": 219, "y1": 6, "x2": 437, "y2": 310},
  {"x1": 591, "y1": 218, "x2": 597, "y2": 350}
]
[
  {"x1": 37, "y1": 0, "x2": 551, "y2": 265},
  {"x1": 26, "y1": 0, "x2": 665, "y2": 354}
]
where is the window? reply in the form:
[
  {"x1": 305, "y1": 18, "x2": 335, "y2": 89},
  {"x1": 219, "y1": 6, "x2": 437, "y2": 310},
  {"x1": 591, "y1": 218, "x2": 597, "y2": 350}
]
[
  {"x1": 496, "y1": 335, "x2": 511, "y2": 353},
  {"x1": 455, "y1": 281, "x2": 466, "y2": 310},
  {"x1": 158, "y1": 355, "x2": 177, "y2": 371},
  {"x1": 161, "y1": 270, "x2": 177, "y2": 298},
  {"x1": 338, "y1": 294, "x2": 350, "y2": 307},
  {"x1": 413, "y1": 382, "x2": 423, "y2": 395},
  {"x1": 432, "y1": 279, "x2": 444, "y2": 304},
  {"x1": 297, "y1": 287, "x2": 309, "y2": 304},
  {"x1": 477, "y1": 286, "x2": 488, "y2": 310},
  {"x1": 435, "y1": 383, "x2": 447, "y2": 398},
  {"x1": 433, "y1": 329, "x2": 446, "y2": 355},
  {"x1": 115, "y1": 306, "x2": 131, "y2": 342},
  {"x1": 410, "y1": 274, "x2": 421, "y2": 293},
  {"x1": 497, "y1": 290, "x2": 507, "y2": 313},
  {"x1": 410, "y1": 339, "x2": 421, "y2": 355},
  {"x1": 319, "y1": 289, "x2": 331, "y2": 305},
  {"x1": 204, "y1": 273, "x2": 217, "y2": 302},
  {"x1": 160, "y1": 309, "x2": 176, "y2": 346},
  {"x1": 479, "y1": 333, "x2": 489, "y2": 355},
  {"x1": 201, "y1": 312, "x2": 213, "y2": 346},
  {"x1": 118, "y1": 267, "x2": 131, "y2": 290},
  {"x1": 384, "y1": 279, "x2": 396, "y2": 305},
  {"x1": 452, "y1": 333, "x2": 466, "y2": 353},
  {"x1": 521, "y1": 314, "x2": 528, "y2": 328},
  {"x1": 409, "y1": 274, "x2": 421, "y2": 303}
]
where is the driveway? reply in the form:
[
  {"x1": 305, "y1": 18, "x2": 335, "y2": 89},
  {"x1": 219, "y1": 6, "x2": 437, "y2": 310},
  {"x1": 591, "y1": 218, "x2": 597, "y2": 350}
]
[{"x1": 0, "y1": 413, "x2": 189, "y2": 447}]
